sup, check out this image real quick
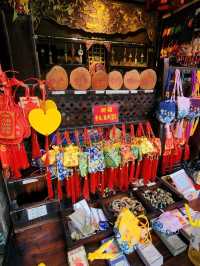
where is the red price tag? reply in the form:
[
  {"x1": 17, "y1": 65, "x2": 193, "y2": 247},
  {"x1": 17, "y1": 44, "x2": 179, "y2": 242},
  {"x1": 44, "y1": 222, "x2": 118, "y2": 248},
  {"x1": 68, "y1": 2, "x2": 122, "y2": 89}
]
[{"x1": 92, "y1": 104, "x2": 119, "y2": 124}]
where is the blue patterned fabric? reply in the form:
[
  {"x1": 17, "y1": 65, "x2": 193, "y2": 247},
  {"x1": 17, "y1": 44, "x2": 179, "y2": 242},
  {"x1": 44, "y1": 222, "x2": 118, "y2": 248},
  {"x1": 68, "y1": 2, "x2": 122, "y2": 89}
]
[{"x1": 86, "y1": 146, "x2": 105, "y2": 173}]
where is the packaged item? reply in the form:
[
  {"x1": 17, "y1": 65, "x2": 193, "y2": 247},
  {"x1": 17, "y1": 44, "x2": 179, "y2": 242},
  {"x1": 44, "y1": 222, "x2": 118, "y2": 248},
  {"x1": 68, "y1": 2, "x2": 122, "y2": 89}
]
[
  {"x1": 170, "y1": 169, "x2": 199, "y2": 200},
  {"x1": 68, "y1": 246, "x2": 89, "y2": 266},
  {"x1": 114, "y1": 208, "x2": 151, "y2": 254},
  {"x1": 155, "y1": 231, "x2": 187, "y2": 256},
  {"x1": 136, "y1": 243, "x2": 163, "y2": 266}
]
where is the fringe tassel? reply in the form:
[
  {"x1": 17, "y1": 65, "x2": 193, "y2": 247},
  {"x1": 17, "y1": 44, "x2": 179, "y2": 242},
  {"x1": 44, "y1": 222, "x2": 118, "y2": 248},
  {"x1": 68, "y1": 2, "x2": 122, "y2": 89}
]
[
  {"x1": 123, "y1": 164, "x2": 129, "y2": 191},
  {"x1": 101, "y1": 171, "x2": 105, "y2": 194},
  {"x1": 129, "y1": 161, "x2": 135, "y2": 183},
  {"x1": 83, "y1": 176, "x2": 90, "y2": 200},
  {"x1": 57, "y1": 179, "x2": 63, "y2": 201},
  {"x1": 184, "y1": 143, "x2": 190, "y2": 161},
  {"x1": 74, "y1": 170, "x2": 81, "y2": 200},
  {"x1": 71, "y1": 174, "x2": 76, "y2": 204},
  {"x1": 108, "y1": 168, "x2": 114, "y2": 190},
  {"x1": 46, "y1": 169, "x2": 54, "y2": 199},
  {"x1": 45, "y1": 136, "x2": 54, "y2": 199},
  {"x1": 135, "y1": 160, "x2": 142, "y2": 180},
  {"x1": 31, "y1": 129, "x2": 41, "y2": 159},
  {"x1": 66, "y1": 177, "x2": 72, "y2": 198}
]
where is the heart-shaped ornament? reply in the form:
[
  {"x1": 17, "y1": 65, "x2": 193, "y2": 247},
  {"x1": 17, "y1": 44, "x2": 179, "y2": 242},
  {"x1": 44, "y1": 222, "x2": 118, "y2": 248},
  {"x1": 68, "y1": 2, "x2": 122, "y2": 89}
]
[
  {"x1": 40, "y1": 100, "x2": 57, "y2": 111},
  {"x1": 29, "y1": 108, "x2": 61, "y2": 136}
]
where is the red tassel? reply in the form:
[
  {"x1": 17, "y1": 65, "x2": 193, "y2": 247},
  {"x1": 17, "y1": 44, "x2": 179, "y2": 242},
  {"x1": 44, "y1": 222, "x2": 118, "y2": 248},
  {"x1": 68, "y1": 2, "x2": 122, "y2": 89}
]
[
  {"x1": 123, "y1": 164, "x2": 129, "y2": 191},
  {"x1": 151, "y1": 158, "x2": 158, "y2": 181},
  {"x1": 66, "y1": 177, "x2": 72, "y2": 198},
  {"x1": 57, "y1": 179, "x2": 63, "y2": 201},
  {"x1": 162, "y1": 153, "x2": 169, "y2": 175},
  {"x1": 108, "y1": 168, "x2": 114, "y2": 190},
  {"x1": 0, "y1": 145, "x2": 9, "y2": 168},
  {"x1": 95, "y1": 172, "x2": 101, "y2": 191},
  {"x1": 83, "y1": 176, "x2": 90, "y2": 200},
  {"x1": 31, "y1": 129, "x2": 41, "y2": 159},
  {"x1": 104, "y1": 168, "x2": 109, "y2": 188},
  {"x1": 141, "y1": 157, "x2": 150, "y2": 185},
  {"x1": 135, "y1": 160, "x2": 142, "y2": 180},
  {"x1": 10, "y1": 145, "x2": 22, "y2": 178},
  {"x1": 71, "y1": 174, "x2": 76, "y2": 203},
  {"x1": 184, "y1": 143, "x2": 190, "y2": 161},
  {"x1": 154, "y1": 159, "x2": 159, "y2": 180},
  {"x1": 129, "y1": 161, "x2": 135, "y2": 183},
  {"x1": 119, "y1": 167, "x2": 124, "y2": 190},
  {"x1": 45, "y1": 136, "x2": 54, "y2": 199},
  {"x1": 101, "y1": 171, "x2": 105, "y2": 194},
  {"x1": 20, "y1": 143, "x2": 30, "y2": 169},
  {"x1": 74, "y1": 170, "x2": 81, "y2": 200},
  {"x1": 90, "y1": 173, "x2": 96, "y2": 194},
  {"x1": 46, "y1": 169, "x2": 54, "y2": 199}
]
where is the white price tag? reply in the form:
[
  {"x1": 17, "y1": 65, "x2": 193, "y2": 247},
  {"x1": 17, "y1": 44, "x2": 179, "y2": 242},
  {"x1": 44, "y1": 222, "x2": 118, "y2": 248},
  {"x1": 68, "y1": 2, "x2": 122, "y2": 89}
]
[
  {"x1": 130, "y1": 90, "x2": 138, "y2": 94},
  {"x1": 51, "y1": 91, "x2": 65, "y2": 95},
  {"x1": 27, "y1": 205, "x2": 47, "y2": 221},
  {"x1": 95, "y1": 90, "x2": 104, "y2": 94},
  {"x1": 22, "y1": 178, "x2": 38, "y2": 185},
  {"x1": 74, "y1": 91, "x2": 87, "y2": 95},
  {"x1": 106, "y1": 90, "x2": 129, "y2": 94},
  {"x1": 144, "y1": 90, "x2": 154, "y2": 93}
]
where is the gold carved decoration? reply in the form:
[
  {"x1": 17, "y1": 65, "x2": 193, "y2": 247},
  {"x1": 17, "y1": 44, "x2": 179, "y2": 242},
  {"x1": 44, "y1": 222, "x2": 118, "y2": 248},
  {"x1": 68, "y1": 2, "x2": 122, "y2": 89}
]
[{"x1": 31, "y1": 0, "x2": 156, "y2": 41}]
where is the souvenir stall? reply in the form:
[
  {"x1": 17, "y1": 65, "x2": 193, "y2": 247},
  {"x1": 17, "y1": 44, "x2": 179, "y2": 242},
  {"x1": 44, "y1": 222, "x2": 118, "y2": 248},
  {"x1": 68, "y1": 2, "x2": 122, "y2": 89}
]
[{"x1": 0, "y1": 1, "x2": 200, "y2": 266}]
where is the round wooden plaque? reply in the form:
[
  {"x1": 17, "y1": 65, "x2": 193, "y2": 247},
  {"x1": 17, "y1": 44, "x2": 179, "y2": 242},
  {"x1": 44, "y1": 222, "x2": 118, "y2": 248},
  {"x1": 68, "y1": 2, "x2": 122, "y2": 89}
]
[
  {"x1": 140, "y1": 69, "x2": 157, "y2": 90},
  {"x1": 124, "y1": 70, "x2": 140, "y2": 90},
  {"x1": 91, "y1": 70, "x2": 108, "y2": 90},
  {"x1": 46, "y1": 65, "x2": 68, "y2": 91},
  {"x1": 70, "y1": 67, "x2": 91, "y2": 90},
  {"x1": 108, "y1": 71, "x2": 123, "y2": 90}
]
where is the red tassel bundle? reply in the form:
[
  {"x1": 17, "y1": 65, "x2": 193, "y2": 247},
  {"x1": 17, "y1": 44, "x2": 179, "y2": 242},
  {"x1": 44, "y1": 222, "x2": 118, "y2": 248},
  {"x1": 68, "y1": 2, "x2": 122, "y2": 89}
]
[
  {"x1": 66, "y1": 177, "x2": 72, "y2": 198},
  {"x1": 45, "y1": 136, "x2": 54, "y2": 199},
  {"x1": 141, "y1": 157, "x2": 151, "y2": 185},
  {"x1": 31, "y1": 129, "x2": 41, "y2": 159},
  {"x1": 184, "y1": 143, "x2": 190, "y2": 161},
  {"x1": 135, "y1": 160, "x2": 142, "y2": 180},
  {"x1": 129, "y1": 161, "x2": 135, "y2": 183},
  {"x1": 83, "y1": 176, "x2": 90, "y2": 200},
  {"x1": 101, "y1": 171, "x2": 105, "y2": 194},
  {"x1": 71, "y1": 173, "x2": 76, "y2": 204},
  {"x1": 46, "y1": 169, "x2": 54, "y2": 199},
  {"x1": 108, "y1": 168, "x2": 115, "y2": 190},
  {"x1": 90, "y1": 173, "x2": 97, "y2": 194},
  {"x1": 57, "y1": 179, "x2": 63, "y2": 201},
  {"x1": 74, "y1": 170, "x2": 81, "y2": 200},
  {"x1": 123, "y1": 164, "x2": 129, "y2": 191}
]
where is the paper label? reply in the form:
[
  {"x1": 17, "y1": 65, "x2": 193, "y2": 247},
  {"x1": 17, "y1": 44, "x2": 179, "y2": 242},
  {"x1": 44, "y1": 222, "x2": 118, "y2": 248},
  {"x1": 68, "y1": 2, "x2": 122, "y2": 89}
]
[
  {"x1": 51, "y1": 91, "x2": 65, "y2": 95},
  {"x1": 106, "y1": 90, "x2": 129, "y2": 94},
  {"x1": 144, "y1": 90, "x2": 154, "y2": 93},
  {"x1": 95, "y1": 90, "x2": 104, "y2": 94},
  {"x1": 74, "y1": 91, "x2": 87, "y2": 95},
  {"x1": 27, "y1": 205, "x2": 47, "y2": 221}
]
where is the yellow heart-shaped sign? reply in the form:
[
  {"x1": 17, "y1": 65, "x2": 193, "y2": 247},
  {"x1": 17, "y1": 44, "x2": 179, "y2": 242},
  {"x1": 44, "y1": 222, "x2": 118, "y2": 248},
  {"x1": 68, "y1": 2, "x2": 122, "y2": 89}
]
[
  {"x1": 40, "y1": 100, "x2": 57, "y2": 111},
  {"x1": 29, "y1": 108, "x2": 61, "y2": 136}
]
